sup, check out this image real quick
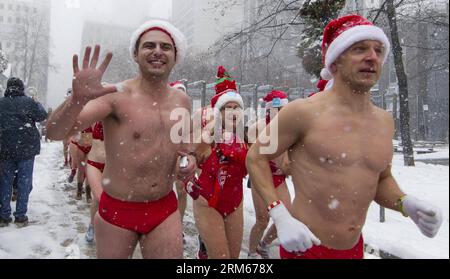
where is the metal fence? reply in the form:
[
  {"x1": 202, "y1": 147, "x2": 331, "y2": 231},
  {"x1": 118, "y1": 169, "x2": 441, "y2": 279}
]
[
  {"x1": 187, "y1": 80, "x2": 448, "y2": 143},
  {"x1": 186, "y1": 81, "x2": 312, "y2": 111}
]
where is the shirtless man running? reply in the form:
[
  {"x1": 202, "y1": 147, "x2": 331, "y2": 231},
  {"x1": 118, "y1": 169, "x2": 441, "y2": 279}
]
[
  {"x1": 247, "y1": 90, "x2": 291, "y2": 259},
  {"x1": 246, "y1": 15, "x2": 443, "y2": 259},
  {"x1": 46, "y1": 20, "x2": 196, "y2": 259}
]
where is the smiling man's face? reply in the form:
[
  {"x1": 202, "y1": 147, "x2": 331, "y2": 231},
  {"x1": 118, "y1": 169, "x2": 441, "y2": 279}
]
[{"x1": 134, "y1": 30, "x2": 176, "y2": 78}]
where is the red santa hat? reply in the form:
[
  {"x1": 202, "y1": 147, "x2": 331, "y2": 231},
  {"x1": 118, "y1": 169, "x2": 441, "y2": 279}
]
[
  {"x1": 211, "y1": 66, "x2": 243, "y2": 110},
  {"x1": 308, "y1": 79, "x2": 330, "y2": 97},
  {"x1": 263, "y1": 90, "x2": 289, "y2": 109},
  {"x1": 170, "y1": 81, "x2": 187, "y2": 92},
  {"x1": 211, "y1": 90, "x2": 244, "y2": 111},
  {"x1": 214, "y1": 66, "x2": 237, "y2": 95},
  {"x1": 320, "y1": 14, "x2": 391, "y2": 80},
  {"x1": 130, "y1": 19, "x2": 187, "y2": 64}
]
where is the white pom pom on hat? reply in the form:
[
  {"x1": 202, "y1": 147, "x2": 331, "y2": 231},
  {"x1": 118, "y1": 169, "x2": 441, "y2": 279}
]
[{"x1": 130, "y1": 19, "x2": 187, "y2": 65}]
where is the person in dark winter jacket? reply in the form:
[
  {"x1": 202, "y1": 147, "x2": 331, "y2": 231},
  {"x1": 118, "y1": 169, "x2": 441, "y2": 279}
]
[{"x1": 0, "y1": 77, "x2": 47, "y2": 227}]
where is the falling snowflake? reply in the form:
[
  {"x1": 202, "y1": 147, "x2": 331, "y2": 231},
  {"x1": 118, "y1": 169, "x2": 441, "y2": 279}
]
[{"x1": 328, "y1": 199, "x2": 340, "y2": 210}]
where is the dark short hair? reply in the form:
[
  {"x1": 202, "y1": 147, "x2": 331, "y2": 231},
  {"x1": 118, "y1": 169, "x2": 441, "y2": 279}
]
[{"x1": 7, "y1": 77, "x2": 24, "y2": 91}]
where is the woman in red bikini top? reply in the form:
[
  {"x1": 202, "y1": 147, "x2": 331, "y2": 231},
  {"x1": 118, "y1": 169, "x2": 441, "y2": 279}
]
[
  {"x1": 85, "y1": 121, "x2": 106, "y2": 243},
  {"x1": 187, "y1": 66, "x2": 248, "y2": 259},
  {"x1": 68, "y1": 126, "x2": 93, "y2": 200}
]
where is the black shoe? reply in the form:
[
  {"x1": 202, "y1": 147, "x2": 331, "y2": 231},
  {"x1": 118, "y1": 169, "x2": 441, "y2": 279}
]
[
  {"x1": 68, "y1": 174, "x2": 75, "y2": 183},
  {"x1": 14, "y1": 216, "x2": 29, "y2": 227},
  {"x1": 75, "y1": 190, "x2": 82, "y2": 200},
  {"x1": 197, "y1": 235, "x2": 208, "y2": 259},
  {"x1": 85, "y1": 185, "x2": 92, "y2": 203},
  {"x1": 0, "y1": 217, "x2": 13, "y2": 227},
  {"x1": 75, "y1": 184, "x2": 83, "y2": 200}
]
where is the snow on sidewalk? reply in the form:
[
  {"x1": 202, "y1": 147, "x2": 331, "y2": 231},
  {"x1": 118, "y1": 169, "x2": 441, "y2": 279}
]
[
  {"x1": 363, "y1": 154, "x2": 449, "y2": 259},
  {"x1": 1, "y1": 142, "x2": 448, "y2": 259},
  {"x1": 0, "y1": 142, "x2": 95, "y2": 259}
]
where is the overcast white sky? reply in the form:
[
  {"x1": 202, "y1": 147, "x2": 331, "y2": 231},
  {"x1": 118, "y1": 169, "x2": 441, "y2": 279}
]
[{"x1": 47, "y1": 0, "x2": 172, "y2": 108}]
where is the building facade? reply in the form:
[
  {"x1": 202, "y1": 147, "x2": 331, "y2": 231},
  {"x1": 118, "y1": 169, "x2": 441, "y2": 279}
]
[
  {"x1": 0, "y1": 0, "x2": 51, "y2": 104},
  {"x1": 172, "y1": 0, "x2": 245, "y2": 53}
]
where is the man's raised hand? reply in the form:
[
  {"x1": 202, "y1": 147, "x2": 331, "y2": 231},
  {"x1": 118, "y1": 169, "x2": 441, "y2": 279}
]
[{"x1": 71, "y1": 45, "x2": 117, "y2": 104}]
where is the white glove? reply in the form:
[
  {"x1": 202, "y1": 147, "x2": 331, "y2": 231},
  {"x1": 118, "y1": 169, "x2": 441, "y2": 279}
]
[
  {"x1": 269, "y1": 203, "x2": 321, "y2": 252},
  {"x1": 402, "y1": 196, "x2": 443, "y2": 238},
  {"x1": 179, "y1": 156, "x2": 188, "y2": 168}
]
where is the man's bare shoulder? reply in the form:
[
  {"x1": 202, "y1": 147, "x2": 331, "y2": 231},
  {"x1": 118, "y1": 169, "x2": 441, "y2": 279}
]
[
  {"x1": 169, "y1": 87, "x2": 191, "y2": 110},
  {"x1": 372, "y1": 105, "x2": 395, "y2": 125},
  {"x1": 279, "y1": 97, "x2": 319, "y2": 121}
]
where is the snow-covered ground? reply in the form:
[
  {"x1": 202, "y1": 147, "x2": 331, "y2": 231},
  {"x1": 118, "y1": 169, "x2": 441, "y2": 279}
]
[
  {"x1": 0, "y1": 142, "x2": 95, "y2": 259},
  {"x1": 0, "y1": 142, "x2": 448, "y2": 259},
  {"x1": 363, "y1": 153, "x2": 449, "y2": 259}
]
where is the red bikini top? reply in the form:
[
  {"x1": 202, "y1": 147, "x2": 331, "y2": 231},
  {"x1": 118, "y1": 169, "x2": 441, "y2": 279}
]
[{"x1": 92, "y1": 122, "x2": 104, "y2": 141}]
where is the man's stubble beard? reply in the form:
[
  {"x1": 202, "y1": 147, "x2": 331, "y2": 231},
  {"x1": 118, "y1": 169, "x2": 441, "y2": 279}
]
[
  {"x1": 139, "y1": 64, "x2": 172, "y2": 81},
  {"x1": 341, "y1": 72, "x2": 378, "y2": 95}
]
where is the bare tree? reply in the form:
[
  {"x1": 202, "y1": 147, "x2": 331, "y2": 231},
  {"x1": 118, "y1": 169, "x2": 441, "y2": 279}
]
[
  {"x1": 383, "y1": 0, "x2": 415, "y2": 166},
  {"x1": 172, "y1": 51, "x2": 216, "y2": 83},
  {"x1": 194, "y1": 0, "x2": 448, "y2": 154},
  {"x1": 368, "y1": 0, "x2": 449, "y2": 163},
  {"x1": 13, "y1": 9, "x2": 54, "y2": 102},
  {"x1": 103, "y1": 44, "x2": 137, "y2": 83},
  {"x1": 197, "y1": 0, "x2": 317, "y2": 89}
]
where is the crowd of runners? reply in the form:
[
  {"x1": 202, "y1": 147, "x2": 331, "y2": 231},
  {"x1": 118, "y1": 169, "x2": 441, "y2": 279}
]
[{"x1": 40, "y1": 15, "x2": 443, "y2": 259}]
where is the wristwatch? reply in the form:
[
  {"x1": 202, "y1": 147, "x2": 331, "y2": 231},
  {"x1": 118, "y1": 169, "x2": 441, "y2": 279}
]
[{"x1": 397, "y1": 195, "x2": 409, "y2": 217}]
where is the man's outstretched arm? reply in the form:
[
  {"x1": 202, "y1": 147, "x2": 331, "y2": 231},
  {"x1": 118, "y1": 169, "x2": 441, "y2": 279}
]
[{"x1": 47, "y1": 45, "x2": 116, "y2": 140}]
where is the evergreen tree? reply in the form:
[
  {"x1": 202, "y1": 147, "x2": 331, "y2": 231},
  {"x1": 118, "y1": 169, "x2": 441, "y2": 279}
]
[{"x1": 297, "y1": 0, "x2": 346, "y2": 78}]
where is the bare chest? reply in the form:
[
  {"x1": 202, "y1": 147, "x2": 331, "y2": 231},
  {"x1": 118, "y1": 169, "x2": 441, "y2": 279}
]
[
  {"x1": 114, "y1": 98, "x2": 186, "y2": 143},
  {"x1": 300, "y1": 116, "x2": 393, "y2": 172}
]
